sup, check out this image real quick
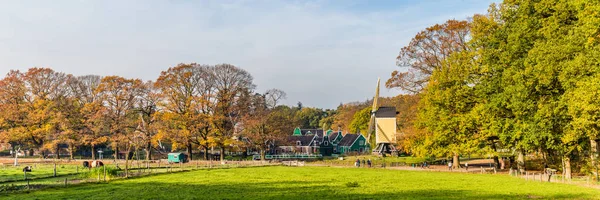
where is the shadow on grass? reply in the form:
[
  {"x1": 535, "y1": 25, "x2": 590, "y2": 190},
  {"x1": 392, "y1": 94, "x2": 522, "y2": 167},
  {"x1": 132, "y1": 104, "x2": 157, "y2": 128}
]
[{"x1": 4, "y1": 179, "x2": 594, "y2": 200}]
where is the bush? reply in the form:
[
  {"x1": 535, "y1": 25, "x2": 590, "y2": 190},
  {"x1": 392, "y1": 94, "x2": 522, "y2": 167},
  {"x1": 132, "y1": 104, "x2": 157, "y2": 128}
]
[
  {"x1": 78, "y1": 166, "x2": 120, "y2": 180},
  {"x1": 345, "y1": 181, "x2": 360, "y2": 188}
]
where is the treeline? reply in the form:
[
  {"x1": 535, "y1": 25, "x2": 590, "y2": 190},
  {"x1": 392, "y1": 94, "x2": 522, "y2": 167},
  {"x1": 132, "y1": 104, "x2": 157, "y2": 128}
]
[
  {"x1": 388, "y1": 0, "x2": 600, "y2": 179},
  {"x1": 0, "y1": 64, "x2": 304, "y2": 165}
]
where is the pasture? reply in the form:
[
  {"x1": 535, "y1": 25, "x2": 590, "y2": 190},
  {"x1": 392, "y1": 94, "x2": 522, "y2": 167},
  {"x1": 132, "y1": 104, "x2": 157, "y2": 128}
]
[
  {"x1": 4, "y1": 166, "x2": 600, "y2": 200},
  {"x1": 0, "y1": 163, "x2": 79, "y2": 182}
]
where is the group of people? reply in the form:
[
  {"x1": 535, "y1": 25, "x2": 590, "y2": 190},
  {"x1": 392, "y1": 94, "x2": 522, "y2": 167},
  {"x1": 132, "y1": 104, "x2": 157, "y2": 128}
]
[{"x1": 355, "y1": 159, "x2": 372, "y2": 168}]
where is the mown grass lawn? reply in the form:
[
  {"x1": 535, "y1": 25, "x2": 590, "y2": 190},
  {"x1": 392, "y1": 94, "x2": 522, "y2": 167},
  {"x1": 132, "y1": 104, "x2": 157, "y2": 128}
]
[{"x1": 5, "y1": 166, "x2": 600, "y2": 200}]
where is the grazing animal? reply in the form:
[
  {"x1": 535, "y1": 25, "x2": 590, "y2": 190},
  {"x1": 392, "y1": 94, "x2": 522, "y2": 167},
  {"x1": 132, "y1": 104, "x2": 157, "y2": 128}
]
[
  {"x1": 91, "y1": 160, "x2": 104, "y2": 168},
  {"x1": 83, "y1": 161, "x2": 90, "y2": 168},
  {"x1": 22, "y1": 166, "x2": 32, "y2": 172}
]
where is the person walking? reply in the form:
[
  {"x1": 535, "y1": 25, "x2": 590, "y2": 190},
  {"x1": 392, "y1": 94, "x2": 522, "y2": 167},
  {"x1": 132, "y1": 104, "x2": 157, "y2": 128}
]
[
  {"x1": 367, "y1": 159, "x2": 372, "y2": 168},
  {"x1": 448, "y1": 161, "x2": 453, "y2": 171},
  {"x1": 465, "y1": 162, "x2": 469, "y2": 171},
  {"x1": 355, "y1": 159, "x2": 360, "y2": 168},
  {"x1": 362, "y1": 159, "x2": 366, "y2": 167}
]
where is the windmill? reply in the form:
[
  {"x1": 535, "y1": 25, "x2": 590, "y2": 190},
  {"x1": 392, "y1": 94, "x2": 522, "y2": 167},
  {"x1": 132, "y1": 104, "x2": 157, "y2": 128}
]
[{"x1": 366, "y1": 78, "x2": 398, "y2": 156}]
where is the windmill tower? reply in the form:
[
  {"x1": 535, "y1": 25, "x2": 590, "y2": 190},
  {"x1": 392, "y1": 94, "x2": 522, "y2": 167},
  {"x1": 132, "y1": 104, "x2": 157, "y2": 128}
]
[{"x1": 366, "y1": 78, "x2": 398, "y2": 156}]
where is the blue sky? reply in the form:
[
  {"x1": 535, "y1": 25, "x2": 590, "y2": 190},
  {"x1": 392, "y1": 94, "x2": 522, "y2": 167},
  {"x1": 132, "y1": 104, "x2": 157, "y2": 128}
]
[{"x1": 0, "y1": 0, "x2": 496, "y2": 108}]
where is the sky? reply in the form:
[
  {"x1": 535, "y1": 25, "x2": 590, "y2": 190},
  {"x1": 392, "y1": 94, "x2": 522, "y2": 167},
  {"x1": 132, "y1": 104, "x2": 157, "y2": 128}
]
[{"x1": 0, "y1": 0, "x2": 496, "y2": 109}]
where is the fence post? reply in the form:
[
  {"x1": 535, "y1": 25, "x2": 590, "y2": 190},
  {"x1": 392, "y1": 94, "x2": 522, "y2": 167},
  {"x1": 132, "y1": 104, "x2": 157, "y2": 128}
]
[
  {"x1": 480, "y1": 166, "x2": 483, "y2": 174},
  {"x1": 54, "y1": 163, "x2": 57, "y2": 177},
  {"x1": 103, "y1": 165, "x2": 106, "y2": 182},
  {"x1": 526, "y1": 172, "x2": 529, "y2": 180},
  {"x1": 64, "y1": 178, "x2": 67, "y2": 187}
]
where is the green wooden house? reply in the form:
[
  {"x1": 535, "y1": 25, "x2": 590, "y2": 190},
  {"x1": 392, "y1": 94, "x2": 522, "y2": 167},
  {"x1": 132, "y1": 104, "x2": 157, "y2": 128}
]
[
  {"x1": 337, "y1": 133, "x2": 369, "y2": 154},
  {"x1": 284, "y1": 128, "x2": 368, "y2": 156}
]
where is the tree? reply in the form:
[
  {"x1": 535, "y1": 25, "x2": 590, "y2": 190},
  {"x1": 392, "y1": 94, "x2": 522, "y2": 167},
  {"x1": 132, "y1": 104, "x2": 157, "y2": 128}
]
[
  {"x1": 264, "y1": 89, "x2": 286, "y2": 109},
  {"x1": 243, "y1": 91, "x2": 294, "y2": 160},
  {"x1": 155, "y1": 64, "x2": 214, "y2": 160},
  {"x1": 349, "y1": 107, "x2": 370, "y2": 136},
  {"x1": 67, "y1": 75, "x2": 106, "y2": 160},
  {"x1": 387, "y1": 19, "x2": 470, "y2": 93},
  {"x1": 0, "y1": 70, "x2": 28, "y2": 165},
  {"x1": 211, "y1": 64, "x2": 255, "y2": 162},
  {"x1": 136, "y1": 81, "x2": 160, "y2": 161},
  {"x1": 417, "y1": 50, "x2": 482, "y2": 169},
  {"x1": 97, "y1": 76, "x2": 143, "y2": 178},
  {"x1": 21, "y1": 68, "x2": 69, "y2": 158}
]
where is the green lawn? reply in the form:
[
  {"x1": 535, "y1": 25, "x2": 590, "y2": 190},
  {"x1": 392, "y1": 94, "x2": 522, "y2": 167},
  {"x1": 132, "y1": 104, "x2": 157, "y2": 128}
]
[
  {"x1": 5, "y1": 166, "x2": 600, "y2": 199},
  {"x1": 0, "y1": 164, "x2": 80, "y2": 182}
]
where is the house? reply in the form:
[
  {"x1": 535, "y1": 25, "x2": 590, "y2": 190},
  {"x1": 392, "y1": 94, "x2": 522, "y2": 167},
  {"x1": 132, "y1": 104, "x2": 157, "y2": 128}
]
[
  {"x1": 337, "y1": 133, "x2": 369, "y2": 154},
  {"x1": 279, "y1": 128, "x2": 369, "y2": 156}
]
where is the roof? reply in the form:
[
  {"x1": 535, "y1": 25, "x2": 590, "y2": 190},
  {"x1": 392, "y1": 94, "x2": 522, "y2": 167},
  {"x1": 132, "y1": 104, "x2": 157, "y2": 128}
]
[
  {"x1": 375, "y1": 107, "x2": 398, "y2": 118},
  {"x1": 339, "y1": 134, "x2": 360, "y2": 147},
  {"x1": 328, "y1": 132, "x2": 340, "y2": 142},
  {"x1": 288, "y1": 135, "x2": 315, "y2": 146},
  {"x1": 300, "y1": 129, "x2": 324, "y2": 136}
]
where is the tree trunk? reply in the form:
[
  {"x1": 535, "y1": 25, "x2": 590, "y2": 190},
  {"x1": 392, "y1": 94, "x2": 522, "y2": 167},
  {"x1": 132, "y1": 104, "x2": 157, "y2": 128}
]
[
  {"x1": 69, "y1": 144, "x2": 74, "y2": 160},
  {"x1": 260, "y1": 149, "x2": 266, "y2": 161},
  {"x1": 145, "y1": 141, "x2": 152, "y2": 161},
  {"x1": 452, "y1": 153, "x2": 460, "y2": 169},
  {"x1": 220, "y1": 147, "x2": 225, "y2": 162},
  {"x1": 187, "y1": 141, "x2": 193, "y2": 161},
  {"x1": 591, "y1": 139, "x2": 599, "y2": 179},
  {"x1": 517, "y1": 150, "x2": 525, "y2": 173},
  {"x1": 56, "y1": 145, "x2": 60, "y2": 159},
  {"x1": 91, "y1": 144, "x2": 96, "y2": 160},
  {"x1": 493, "y1": 156, "x2": 500, "y2": 169},
  {"x1": 125, "y1": 148, "x2": 130, "y2": 178},
  {"x1": 13, "y1": 146, "x2": 19, "y2": 166},
  {"x1": 114, "y1": 146, "x2": 119, "y2": 160},
  {"x1": 203, "y1": 146, "x2": 208, "y2": 160},
  {"x1": 563, "y1": 155, "x2": 572, "y2": 180}
]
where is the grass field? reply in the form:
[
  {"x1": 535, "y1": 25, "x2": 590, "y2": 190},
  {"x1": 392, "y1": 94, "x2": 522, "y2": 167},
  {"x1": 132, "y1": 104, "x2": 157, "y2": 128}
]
[
  {"x1": 0, "y1": 164, "x2": 79, "y2": 182},
  {"x1": 4, "y1": 166, "x2": 600, "y2": 200}
]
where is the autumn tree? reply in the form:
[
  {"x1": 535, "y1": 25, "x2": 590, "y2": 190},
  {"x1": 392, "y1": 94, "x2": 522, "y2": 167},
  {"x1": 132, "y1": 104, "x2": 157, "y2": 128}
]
[
  {"x1": 387, "y1": 19, "x2": 470, "y2": 93},
  {"x1": 135, "y1": 81, "x2": 160, "y2": 161},
  {"x1": 0, "y1": 70, "x2": 28, "y2": 165},
  {"x1": 155, "y1": 64, "x2": 214, "y2": 160},
  {"x1": 67, "y1": 75, "x2": 107, "y2": 160},
  {"x1": 211, "y1": 64, "x2": 255, "y2": 162},
  {"x1": 243, "y1": 91, "x2": 294, "y2": 160},
  {"x1": 21, "y1": 68, "x2": 69, "y2": 158},
  {"x1": 97, "y1": 76, "x2": 143, "y2": 177}
]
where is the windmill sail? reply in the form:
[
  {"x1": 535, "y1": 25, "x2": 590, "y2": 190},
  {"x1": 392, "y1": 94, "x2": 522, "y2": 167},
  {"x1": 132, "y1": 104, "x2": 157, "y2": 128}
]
[{"x1": 366, "y1": 78, "x2": 380, "y2": 143}]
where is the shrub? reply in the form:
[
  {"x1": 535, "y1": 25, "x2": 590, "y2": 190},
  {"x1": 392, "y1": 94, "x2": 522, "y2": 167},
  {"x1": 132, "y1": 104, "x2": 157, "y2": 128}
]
[
  {"x1": 78, "y1": 166, "x2": 120, "y2": 180},
  {"x1": 345, "y1": 181, "x2": 360, "y2": 188}
]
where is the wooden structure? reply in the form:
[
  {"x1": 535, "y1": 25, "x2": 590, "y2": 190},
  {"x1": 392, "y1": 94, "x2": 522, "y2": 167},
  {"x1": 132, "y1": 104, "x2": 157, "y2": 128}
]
[{"x1": 366, "y1": 78, "x2": 399, "y2": 156}]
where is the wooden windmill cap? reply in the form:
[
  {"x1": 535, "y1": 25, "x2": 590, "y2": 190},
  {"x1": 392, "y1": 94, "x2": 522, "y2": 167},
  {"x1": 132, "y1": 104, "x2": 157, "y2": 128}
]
[{"x1": 375, "y1": 107, "x2": 398, "y2": 118}]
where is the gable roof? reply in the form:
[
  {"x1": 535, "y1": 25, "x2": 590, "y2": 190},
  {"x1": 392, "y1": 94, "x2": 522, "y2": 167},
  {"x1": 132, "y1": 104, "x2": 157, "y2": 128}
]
[
  {"x1": 328, "y1": 132, "x2": 341, "y2": 142},
  {"x1": 288, "y1": 135, "x2": 315, "y2": 146},
  {"x1": 300, "y1": 129, "x2": 324, "y2": 136},
  {"x1": 375, "y1": 107, "x2": 398, "y2": 118},
  {"x1": 339, "y1": 134, "x2": 359, "y2": 147}
]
